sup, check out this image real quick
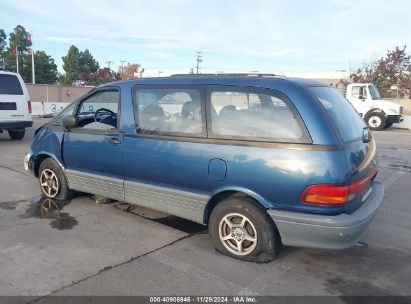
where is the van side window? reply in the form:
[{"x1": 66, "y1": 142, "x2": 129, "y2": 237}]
[
  {"x1": 209, "y1": 90, "x2": 304, "y2": 142},
  {"x1": 76, "y1": 90, "x2": 120, "y2": 130},
  {"x1": 135, "y1": 88, "x2": 204, "y2": 136}
]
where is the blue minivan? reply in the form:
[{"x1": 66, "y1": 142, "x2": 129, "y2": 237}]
[{"x1": 25, "y1": 75, "x2": 384, "y2": 262}]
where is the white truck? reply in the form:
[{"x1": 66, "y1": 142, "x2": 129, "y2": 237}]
[
  {"x1": 344, "y1": 83, "x2": 403, "y2": 130},
  {"x1": 0, "y1": 71, "x2": 33, "y2": 139}
]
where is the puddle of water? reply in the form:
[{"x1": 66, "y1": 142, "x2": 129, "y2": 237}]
[
  {"x1": 0, "y1": 200, "x2": 21, "y2": 211},
  {"x1": 19, "y1": 196, "x2": 78, "y2": 230}
]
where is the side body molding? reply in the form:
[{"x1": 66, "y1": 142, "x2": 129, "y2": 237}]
[
  {"x1": 65, "y1": 169, "x2": 125, "y2": 201},
  {"x1": 124, "y1": 180, "x2": 209, "y2": 224},
  {"x1": 65, "y1": 169, "x2": 209, "y2": 224}
]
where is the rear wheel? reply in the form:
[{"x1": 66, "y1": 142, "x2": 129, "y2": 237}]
[
  {"x1": 365, "y1": 112, "x2": 386, "y2": 131},
  {"x1": 38, "y1": 158, "x2": 74, "y2": 200},
  {"x1": 208, "y1": 195, "x2": 281, "y2": 262},
  {"x1": 8, "y1": 129, "x2": 25, "y2": 140}
]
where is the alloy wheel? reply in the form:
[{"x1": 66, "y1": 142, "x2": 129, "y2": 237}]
[
  {"x1": 40, "y1": 169, "x2": 60, "y2": 198},
  {"x1": 218, "y1": 213, "x2": 258, "y2": 256}
]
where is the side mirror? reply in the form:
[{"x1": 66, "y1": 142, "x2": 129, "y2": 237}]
[
  {"x1": 359, "y1": 95, "x2": 366, "y2": 101},
  {"x1": 63, "y1": 115, "x2": 77, "y2": 129}
]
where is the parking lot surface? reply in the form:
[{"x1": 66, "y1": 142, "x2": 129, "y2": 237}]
[{"x1": 0, "y1": 118, "x2": 410, "y2": 298}]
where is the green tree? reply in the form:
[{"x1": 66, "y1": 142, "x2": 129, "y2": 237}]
[
  {"x1": 4, "y1": 25, "x2": 32, "y2": 80},
  {"x1": 62, "y1": 46, "x2": 99, "y2": 84},
  {"x1": 61, "y1": 45, "x2": 81, "y2": 84},
  {"x1": 34, "y1": 51, "x2": 58, "y2": 84},
  {"x1": 8, "y1": 25, "x2": 31, "y2": 52},
  {"x1": 79, "y1": 49, "x2": 99, "y2": 73},
  {"x1": 0, "y1": 29, "x2": 6, "y2": 69}
]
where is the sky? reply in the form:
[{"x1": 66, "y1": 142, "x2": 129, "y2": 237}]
[{"x1": 1, "y1": 0, "x2": 410, "y2": 75}]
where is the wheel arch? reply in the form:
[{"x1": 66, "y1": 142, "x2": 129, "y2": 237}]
[
  {"x1": 364, "y1": 108, "x2": 386, "y2": 118},
  {"x1": 33, "y1": 153, "x2": 65, "y2": 178},
  {"x1": 203, "y1": 188, "x2": 270, "y2": 224}
]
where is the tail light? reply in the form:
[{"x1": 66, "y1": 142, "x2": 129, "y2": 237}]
[
  {"x1": 300, "y1": 170, "x2": 377, "y2": 206},
  {"x1": 28, "y1": 100, "x2": 32, "y2": 113}
]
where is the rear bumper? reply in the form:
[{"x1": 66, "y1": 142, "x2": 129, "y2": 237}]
[
  {"x1": 267, "y1": 181, "x2": 384, "y2": 249},
  {"x1": 0, "y1": 120, "x2": 33, "y2": 130},
  {"x1": 387, "y1": 115, "x2": 403, "y2": 124}
]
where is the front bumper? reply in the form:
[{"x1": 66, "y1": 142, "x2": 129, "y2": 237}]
[
  {"x1": 24, "y1": 151, "x2": 35, "y2": 176},
  {"x1": 387, "y1": 115, "x2": 403, "y2": 124},
  {"x1": 267, "y1": 181, "x2": 384, "y2": 249}
]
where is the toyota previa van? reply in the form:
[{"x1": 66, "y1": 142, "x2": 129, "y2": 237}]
[{"x1": 24, "y1": 74, "x2": 384, "y2": 262}]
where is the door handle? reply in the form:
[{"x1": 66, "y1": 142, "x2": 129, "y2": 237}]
[{"x1": 108, "y1": 137, "x2": 121, "y2": 145}]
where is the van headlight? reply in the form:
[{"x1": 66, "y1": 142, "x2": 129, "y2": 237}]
[{"x1": 388, "y1": 108, "x2": 399, "y2": 114}]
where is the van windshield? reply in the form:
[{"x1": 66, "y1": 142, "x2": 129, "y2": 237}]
[
  {"x1": 310, "y1": 86, "x2": 366, "y2": 142},
  {"x1": 369, "y1": 85, "x2": 381, "y2": 100},
  {"x1": 0, "y1": 74, "x2": 23, "y2": 95}
]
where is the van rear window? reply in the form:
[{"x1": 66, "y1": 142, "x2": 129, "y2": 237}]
[
  {"x1": 310, "y1": 86, "x2": 365, "y2": 142},
  {"x1": 0, "y1": 74, "x2": 23, "y2": 95}
]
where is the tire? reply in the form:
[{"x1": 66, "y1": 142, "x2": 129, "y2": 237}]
[
  {"x1": 384, "y1": 122, "x2": 393, "y2": 129},
  {"x1": 8, "y1": 129, "x2": 25, "y2": 140},
  {"x1": 365, "y1": 112, "x2": 386, "y2": 131},
  {"x1": 38, "y1": 158, "x2": 74, "y2": 200},
  {"x1": 208, "y1": 195, "x2": 281, "y2": 263}
]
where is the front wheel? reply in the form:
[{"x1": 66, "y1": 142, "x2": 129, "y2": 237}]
[
  {"x1": 208, "y1": 195, "x2": 281, "y2": 262},
  {"x1": 365, "y1": 112, "x2": 386, "y2": 131},
  {"x1": 8, "y1": 129, "x2": 25, "y2": 140},
  {"x1": 38, "y1": 158, "x2": 74, "y2": 200}
]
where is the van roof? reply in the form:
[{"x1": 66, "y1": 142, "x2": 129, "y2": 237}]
[
  {"x1": 0, "y1": 71, "x2": 20, "y2": 76},
  {"x1": 103, "y1": 74, "x2": 326, "y2": 88}
]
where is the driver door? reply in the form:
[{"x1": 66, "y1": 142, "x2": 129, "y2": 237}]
[
  {"x1": 63, "y1": 88, "x2": 124, "y2": 201},
  {"x1": 350, "y1": 85, "x2": 369, "y2": 116}
]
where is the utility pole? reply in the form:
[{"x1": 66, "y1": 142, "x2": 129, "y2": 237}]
[
  {"x1": 30, "y1": 32, "x2": 35, "y2": 84},
  {"x1": 16, "y1": 46, "x2": 19, "y2": 74},
  {"x1": 120, "y1": 60, "x2": 126, "y2": 73},
  {"x1": 105, "y1": 61, "x2": 114, "y2": 69},
  {"x1": 195, "y1": 51, "x2": 202, "y2": 74}
]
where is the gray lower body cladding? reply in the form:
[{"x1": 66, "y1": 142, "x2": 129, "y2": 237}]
[{"x1": 65, "y1": 169, "x2": 208, "y2": 224}]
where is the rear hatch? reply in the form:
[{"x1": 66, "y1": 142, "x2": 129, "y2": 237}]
[
  {"x1": 0, "y1": 73, "x2": 30, "y2": 122},
  {"x1": 309, "y1": 86, "x2": 378, "y2": 213}
]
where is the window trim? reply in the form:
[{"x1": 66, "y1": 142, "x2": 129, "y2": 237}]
[
  {"x1": 131, "y1": 84, "x2": 207, "y2": 138},
  {"x1": 205, "y1": 85, "x2": 312, "y2": 144},
  {"x1": 72, "y1": 86, "x2": 122, "y2": 131}
]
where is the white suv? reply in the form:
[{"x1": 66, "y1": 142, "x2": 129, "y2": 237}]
[{"x1": 0, "y1": 71, "x2": 33, "y2": 140}]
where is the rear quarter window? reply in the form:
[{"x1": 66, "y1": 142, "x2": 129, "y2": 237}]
[
  {"x1": 0, "y1": 74, "x2": 23, "y2": 95},
  {"x1": 310, "y1": 86, "x2": 366, "y2": 142},
  {"x1": 208, "y1": 88, "x2": 309, "y2": 143}
]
